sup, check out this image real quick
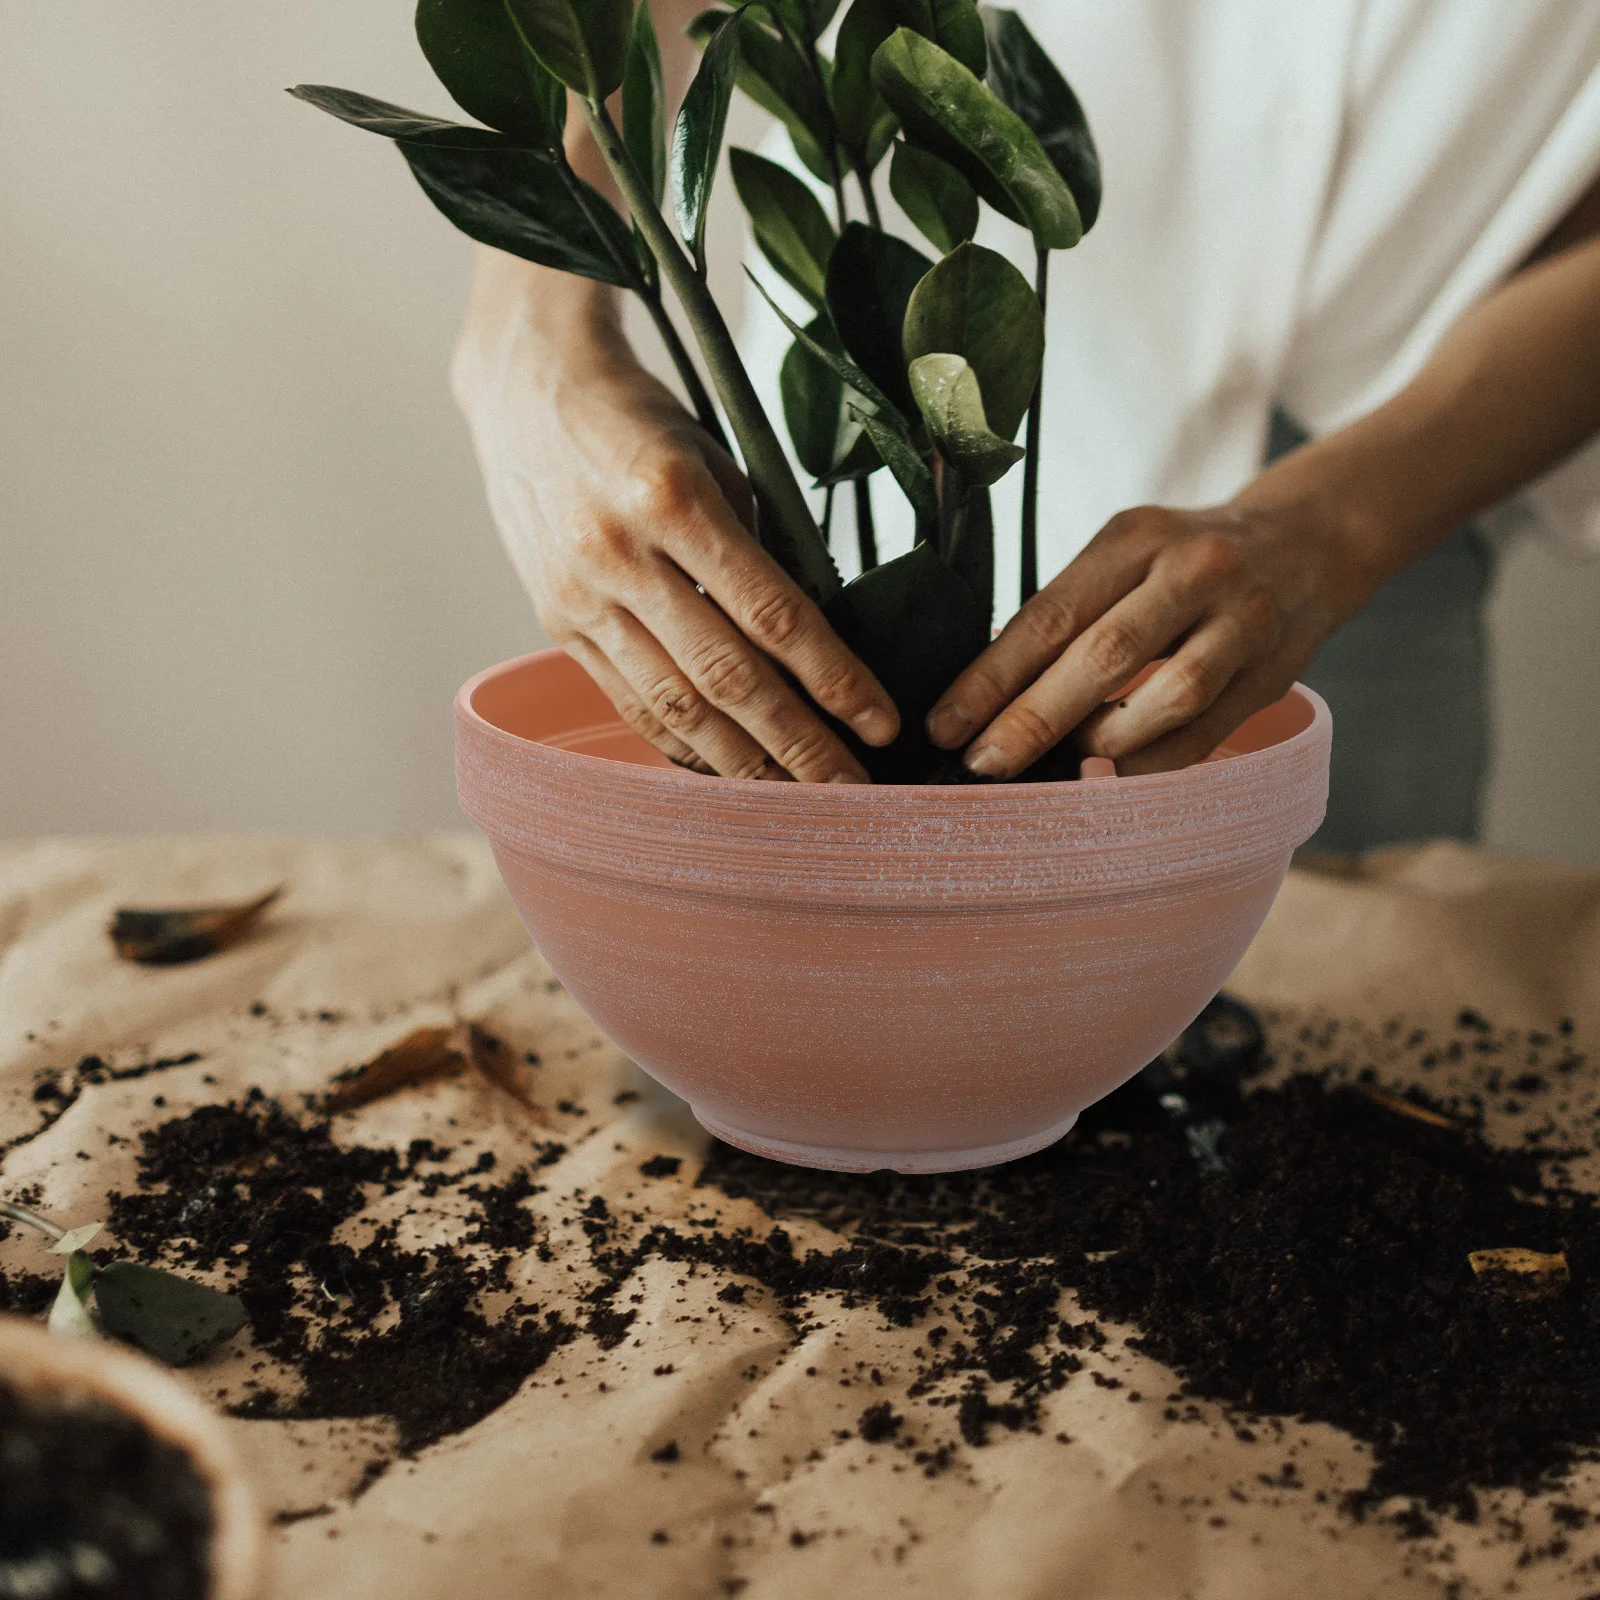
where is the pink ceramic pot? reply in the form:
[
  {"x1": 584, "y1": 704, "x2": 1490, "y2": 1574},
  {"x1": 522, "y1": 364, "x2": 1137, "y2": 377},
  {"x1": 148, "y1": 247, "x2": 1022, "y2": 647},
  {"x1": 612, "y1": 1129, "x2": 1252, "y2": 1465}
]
[{"x1": 457, "y1": 650, "x2": 1330, "y2": 1173}]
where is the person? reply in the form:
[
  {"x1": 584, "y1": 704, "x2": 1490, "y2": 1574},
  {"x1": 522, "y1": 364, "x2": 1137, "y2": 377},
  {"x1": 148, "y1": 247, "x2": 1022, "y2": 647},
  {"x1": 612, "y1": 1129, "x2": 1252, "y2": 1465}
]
[{"x1": 450, "y1": 0, "x2": 1600, "y2": 850}]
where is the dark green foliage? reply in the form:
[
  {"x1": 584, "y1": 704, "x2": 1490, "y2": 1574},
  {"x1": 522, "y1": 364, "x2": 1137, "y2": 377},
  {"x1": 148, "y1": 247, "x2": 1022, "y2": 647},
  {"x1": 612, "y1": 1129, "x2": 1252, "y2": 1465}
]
[
  {"x1": 401, "y1": 141, "x2": 640, "y2": 286},
  {"x1": 889, "y1": 140, "x2": 978, "y2": 252},
  {"x1": 415, "y1": 0, "x2": 567, "y2": 146},
  {"x1": 622, "y1": 0, "x2": 668, "y2": 204},
  {"x1": 981, "y1": 5, "x2": 1101, "y2": 230},
  {"x1": 731, "y1": 148, "x2": 837, "y2": 306},
  {"x1": 505, "y1": 0, "x2": 633, "y2": 99},
  {"x1": 824, "y1": 222, "x2": 933, "y2": 416},
  {"x1": 673, "y1": 8, "x2": 742, "y2": 268},
  {"x1": 825, "y1": 542, "x2": 990, "y2": 781},
  {"x1": 902, "y1": 240, "x2": 1043, "y2": 440},
  {"x1": 872, "y1": 27, "x2": 1081, "y2": 248}
]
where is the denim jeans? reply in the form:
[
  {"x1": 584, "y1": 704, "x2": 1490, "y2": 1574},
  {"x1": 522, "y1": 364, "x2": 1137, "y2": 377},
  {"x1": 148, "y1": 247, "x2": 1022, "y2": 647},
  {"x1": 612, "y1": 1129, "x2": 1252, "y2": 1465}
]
[{"x1": 1266, "y1": 411, "x2": 1495, "y2": 854}]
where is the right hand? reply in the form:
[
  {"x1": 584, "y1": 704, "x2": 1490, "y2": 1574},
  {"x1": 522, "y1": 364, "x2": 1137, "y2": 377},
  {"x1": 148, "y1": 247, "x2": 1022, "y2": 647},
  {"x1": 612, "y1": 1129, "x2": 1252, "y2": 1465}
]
[{"x1": 452, "y1": 259, "x2": 900, "y2": 783}]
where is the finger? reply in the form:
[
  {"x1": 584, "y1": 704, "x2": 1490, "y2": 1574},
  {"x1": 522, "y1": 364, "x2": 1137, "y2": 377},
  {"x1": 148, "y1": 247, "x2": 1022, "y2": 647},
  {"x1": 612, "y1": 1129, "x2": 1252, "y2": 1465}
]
[
  {"x1": 587, "y1": 606, "x2": 791, "y2": 782},
  {"x1": 658, "y1": 465, "x2": 899, "y2": 748},
  {"x1": 1075, "y1": 596, "x2": 1277, "y2": 762},
  {"x1": 962, "y1": 570, "x2": 1212, "y2": 780},
  {"x1": 633, "y1": 561, "x2": 874, "y2": 784},
  {"x1": 1112, "y1": 663, "x2": 1297, "y2": 776},
  {"x1": 925, "y1": 523, "x2": 1157, "y2": 750},
  {"x1": 560, "y1": 636, "x2": 700, "y2": 768}
]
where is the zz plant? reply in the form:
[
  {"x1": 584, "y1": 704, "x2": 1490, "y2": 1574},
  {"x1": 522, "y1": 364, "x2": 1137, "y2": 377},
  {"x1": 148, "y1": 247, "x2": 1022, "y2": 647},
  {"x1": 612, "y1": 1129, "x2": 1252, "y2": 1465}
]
[{"x1": 294, "y1": 0, "x2": 1099, "y2": 780}]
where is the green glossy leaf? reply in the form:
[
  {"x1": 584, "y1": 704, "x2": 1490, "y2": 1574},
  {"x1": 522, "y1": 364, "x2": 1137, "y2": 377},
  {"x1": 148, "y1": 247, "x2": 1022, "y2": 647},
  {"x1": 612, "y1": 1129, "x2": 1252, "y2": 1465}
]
[
  {"x1": 825, "y1": 221, "x2": 933, "y2": 417},
  {"x1": 673, "y1": 8, "x2": 742, "y2": 269},
  {"x1": 847, "y1": 404, "x2": 936, "y2": 521},
  {"x1": 763, "y1": 0, "x2": 844, "y2": 41},
  {"x1": 414, "y1": 0, "x2": 567, "y2": 146},
  {"x1": 48, "y1": 1252, "x2": 98, "y2": 1341},
  {"x1": 871, "y1": 28, "x2": 1081, "y2": 249},
  {"x1": 93, "y1": 1262, "x2": 247, "y2": 1367},
  {"x1": 981, "y1": 5, "x2": 1100, "y2": 231},
  {"x1": 925, "y1": 0, "x2": 987, "y2": 75},
  {"x1": 747, "y1": 266, "x2": 898, "y2": 419},
  {"x1": 902, "y1": 240, "x2": 1042, "y2": 439},
  {"x1": 691, "y1": 8, "x2": 833, "y2": 180},
  {"x1": 781, "y1": 322, "x2": 846, "y2": 478},
  {"x1": 888, "y1": 140, "x2": 977, "y2": 252},
  {"x1": 623, "y1": 0, "x2": 668, "y2": 205},
  {"x1": 909, "y1": 353, "x2": 1024, "y2": 486},
  {"x1": 504, "y1": 0, "x2": 631, "y2": 99},
  {"x1": 288, "y1": 85, "x2": 515, "y2": 149},
  {"x1": 826, "y1": 541, "x2": 990, "y2": 779},
  {"x1": 731, "y1": 148, "x2": 836, "y2": 308},
  {"x1": 400, "y1": 140, "x2": 639, "y2": 286},
  {"x1": 831, "y1": 0, "x2": 900, "y2": 167}
]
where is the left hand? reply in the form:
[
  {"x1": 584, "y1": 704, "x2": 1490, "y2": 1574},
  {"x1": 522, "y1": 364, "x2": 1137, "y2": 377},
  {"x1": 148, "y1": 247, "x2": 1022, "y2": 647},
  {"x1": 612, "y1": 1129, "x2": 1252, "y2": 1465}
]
[{"x1": 924, "y1": 499, "x2": 1372, "y2": 777}]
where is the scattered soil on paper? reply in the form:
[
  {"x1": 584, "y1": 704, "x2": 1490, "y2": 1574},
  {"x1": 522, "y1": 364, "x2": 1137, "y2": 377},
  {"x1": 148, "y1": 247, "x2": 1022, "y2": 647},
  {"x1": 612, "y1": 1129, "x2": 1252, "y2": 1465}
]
[{"x1": 79, "y1": 1007, "x2": 1600, "y2": 1534}]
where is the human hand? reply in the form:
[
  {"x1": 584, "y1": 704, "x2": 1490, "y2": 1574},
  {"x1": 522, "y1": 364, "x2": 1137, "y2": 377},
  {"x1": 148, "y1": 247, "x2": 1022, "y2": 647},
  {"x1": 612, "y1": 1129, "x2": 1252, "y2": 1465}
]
[
  {"x1": 453, "y1": 261, "x2": 899, "y2": 783},
  {"x1": 925, "y1": 498, "x2": 1371, "y2": 778}
]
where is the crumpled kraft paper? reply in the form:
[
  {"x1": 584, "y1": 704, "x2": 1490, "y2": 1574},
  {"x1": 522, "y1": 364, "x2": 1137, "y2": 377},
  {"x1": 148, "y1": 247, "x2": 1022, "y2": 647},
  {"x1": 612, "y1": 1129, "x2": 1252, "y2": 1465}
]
[{"x1": 1, "y1": 836, "x2": 1598, "y2": 1600}]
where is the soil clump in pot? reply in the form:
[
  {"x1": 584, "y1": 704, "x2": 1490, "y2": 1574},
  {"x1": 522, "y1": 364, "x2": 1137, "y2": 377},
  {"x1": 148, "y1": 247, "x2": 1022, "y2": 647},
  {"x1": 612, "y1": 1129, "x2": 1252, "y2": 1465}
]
[{"x1": 0, "y1": 1376, "x2": 213, "y2": 1600}]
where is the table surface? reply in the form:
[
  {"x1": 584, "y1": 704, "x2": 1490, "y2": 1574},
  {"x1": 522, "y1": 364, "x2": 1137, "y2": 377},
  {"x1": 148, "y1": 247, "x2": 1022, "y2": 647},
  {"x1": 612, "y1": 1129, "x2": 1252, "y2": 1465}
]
[{"x1": 2, "y1": 835, "x2": 1598, "y2": 1600}]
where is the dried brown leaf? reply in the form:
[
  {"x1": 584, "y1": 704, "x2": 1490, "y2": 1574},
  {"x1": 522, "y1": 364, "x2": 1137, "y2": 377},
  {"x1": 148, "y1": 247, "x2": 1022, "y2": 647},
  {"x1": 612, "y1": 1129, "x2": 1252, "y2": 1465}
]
[
  {"x1": 468, "y1": 1023, "x2": 552, "y2": 1127},
  {"x1": 1468, "y1": 1247, "x2": 1570, "y2": 1300},
  {"x1": 325, "y1": 1026, "x2": 466, "y2": 1113},
  {"x1": 109, "y1": 886, "x2": 283, "y2": 966}
]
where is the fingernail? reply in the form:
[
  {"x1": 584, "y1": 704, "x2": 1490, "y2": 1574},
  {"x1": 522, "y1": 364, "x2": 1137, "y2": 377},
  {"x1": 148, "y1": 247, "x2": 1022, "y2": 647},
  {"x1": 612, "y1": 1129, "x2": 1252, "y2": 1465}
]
[
  {"x1": 851, "y1": 706, "x2": 898, "y2": 746},
  {"x1": 964, "y1": 743, "x2": 1007, "y2": 778},
  {"x1": 926, "y1": 705, "x2": 967, "y2": 748},
  {"x1": 827, "y1": 768, "x2": 871, "y2": 786}
]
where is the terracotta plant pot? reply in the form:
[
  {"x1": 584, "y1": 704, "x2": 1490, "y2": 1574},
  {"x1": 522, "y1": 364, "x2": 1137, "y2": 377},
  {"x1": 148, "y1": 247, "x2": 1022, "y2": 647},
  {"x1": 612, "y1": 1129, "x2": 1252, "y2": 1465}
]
[
  {"x1": 457, "y1": 649, "x2": 1330, "y2": 1173},
  {"x1": 0, "y1": 1315, "x2": 266, "y2": 1600}
]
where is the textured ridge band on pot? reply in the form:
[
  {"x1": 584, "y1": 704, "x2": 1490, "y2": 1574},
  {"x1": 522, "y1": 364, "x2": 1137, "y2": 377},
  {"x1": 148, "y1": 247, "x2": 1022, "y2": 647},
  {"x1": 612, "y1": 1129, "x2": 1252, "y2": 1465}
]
[{"x1": 456, "y1": 657, "x2": 1331, "y2": 907}]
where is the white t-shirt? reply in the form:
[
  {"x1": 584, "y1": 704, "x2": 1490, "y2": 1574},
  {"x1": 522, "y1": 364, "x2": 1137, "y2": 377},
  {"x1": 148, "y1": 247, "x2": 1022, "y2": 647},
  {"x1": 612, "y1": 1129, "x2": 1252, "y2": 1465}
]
[{"x1": 740, "y1": 0, "x2": 1600, "y2": 605}]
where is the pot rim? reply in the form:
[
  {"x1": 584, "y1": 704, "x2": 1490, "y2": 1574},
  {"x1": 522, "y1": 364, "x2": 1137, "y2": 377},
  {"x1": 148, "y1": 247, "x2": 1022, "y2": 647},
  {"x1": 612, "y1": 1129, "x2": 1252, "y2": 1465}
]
[
  {"x1": 0, "y1": 1315, "x2": 266, "y2": 1600},
  {"x1": 457, "y1": 648, "x2": 1331, "y2": 804}
]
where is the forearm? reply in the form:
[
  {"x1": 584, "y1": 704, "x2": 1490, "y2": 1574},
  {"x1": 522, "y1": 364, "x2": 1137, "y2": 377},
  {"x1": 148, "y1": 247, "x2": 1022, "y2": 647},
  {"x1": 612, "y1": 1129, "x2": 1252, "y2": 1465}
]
[{"x1": 1238, "y1": 229, "x2": 1600, "y2": 608}]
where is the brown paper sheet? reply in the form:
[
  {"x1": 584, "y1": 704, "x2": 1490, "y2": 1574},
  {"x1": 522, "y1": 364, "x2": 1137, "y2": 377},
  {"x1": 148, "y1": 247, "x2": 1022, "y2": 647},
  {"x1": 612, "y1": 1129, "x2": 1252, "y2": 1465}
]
[{"x1": 2, "y1": 836, "x2": 1598, "y2": 1599}]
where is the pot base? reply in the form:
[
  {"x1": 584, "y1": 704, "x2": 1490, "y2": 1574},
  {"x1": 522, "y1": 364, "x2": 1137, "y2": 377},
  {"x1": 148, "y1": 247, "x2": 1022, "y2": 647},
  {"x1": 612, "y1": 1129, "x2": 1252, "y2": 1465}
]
[{"x1": 693, "y1": 1109, "x2": 1081, "y2": 1175}]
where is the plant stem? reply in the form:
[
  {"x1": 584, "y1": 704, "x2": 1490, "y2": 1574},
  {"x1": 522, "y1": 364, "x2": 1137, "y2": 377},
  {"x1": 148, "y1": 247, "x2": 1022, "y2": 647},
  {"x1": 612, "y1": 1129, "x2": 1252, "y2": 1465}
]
[
  {"x1": 639, "y1": 288, "x2": 730, "y2": 453},
  {"x1": 584, "y1": 100, "x2": 840, "y2": 604},
  {"x1": 821, "y1": 481, "x2": 836, "y2": 545},
  {"x1": 853, "y1": 159, "x2": 883, "y2": 230},
  {"x1": 550, "y1": 151, "x2": 732, "y2": 455},
  {"x1": 0, "y1": 1201, "x2": 64, "y2": 1242},
  {"x1": 854, "y1": 477, "x2": 878, "y2": 570},
  {"x1": 1020, "y1": 247, "x2": 1050, "y2": 601}
]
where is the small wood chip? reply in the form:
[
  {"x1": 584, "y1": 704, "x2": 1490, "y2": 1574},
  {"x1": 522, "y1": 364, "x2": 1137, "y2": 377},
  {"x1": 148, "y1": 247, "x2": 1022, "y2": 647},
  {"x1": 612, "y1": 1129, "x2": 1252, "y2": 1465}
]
[
  {"x1": 1352, "y1": 1084, "x2": 1458, "y2": 1130},
  {"x1": 1468, "y1": 1248, "x2": 1570, "y2": 1300},
  {"x1": 110, "y1": 886, "x2": 282, "y2": 966},
  {"x1": 325, "y1": 1026, "x2": 466, "y2": 1113}
]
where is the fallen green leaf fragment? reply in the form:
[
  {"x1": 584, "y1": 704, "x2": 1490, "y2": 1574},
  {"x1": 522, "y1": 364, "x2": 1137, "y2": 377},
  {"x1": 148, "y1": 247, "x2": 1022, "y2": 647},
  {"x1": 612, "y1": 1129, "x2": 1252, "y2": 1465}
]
[
  {"x1": 48, "y1": 1251, "x2": 98, "y2": 1341},
  {"x1": 49, "y1": 1223, "x2": 103, "y2": 1256},
  {"x1": 92, "y1": 1262, "x2": 248, "y2": 1368}
]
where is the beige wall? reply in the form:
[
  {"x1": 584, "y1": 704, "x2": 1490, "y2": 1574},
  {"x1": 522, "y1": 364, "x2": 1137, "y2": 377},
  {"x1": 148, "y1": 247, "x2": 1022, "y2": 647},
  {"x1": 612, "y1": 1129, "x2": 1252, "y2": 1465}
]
[{"x1": 2, "y1": 4, "x2": 1597, "y2": 862}]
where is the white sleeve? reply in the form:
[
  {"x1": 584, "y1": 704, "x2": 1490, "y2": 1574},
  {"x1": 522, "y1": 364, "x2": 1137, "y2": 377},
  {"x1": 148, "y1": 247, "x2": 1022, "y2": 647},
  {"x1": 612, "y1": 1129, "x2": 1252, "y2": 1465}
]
[{"x1": 1278, "y1": 0, "x2": 1600, "y2": 558}]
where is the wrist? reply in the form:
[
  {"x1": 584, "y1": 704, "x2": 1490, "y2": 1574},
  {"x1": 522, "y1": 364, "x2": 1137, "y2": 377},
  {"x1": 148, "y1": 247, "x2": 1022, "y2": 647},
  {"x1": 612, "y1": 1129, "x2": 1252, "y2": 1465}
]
[
  {"x1": 455, "y1": 247, "x2": 626, "y2": 393},
  {"x1": 1227, "y1": 431, "x2": 1413, "y2": 624}
]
